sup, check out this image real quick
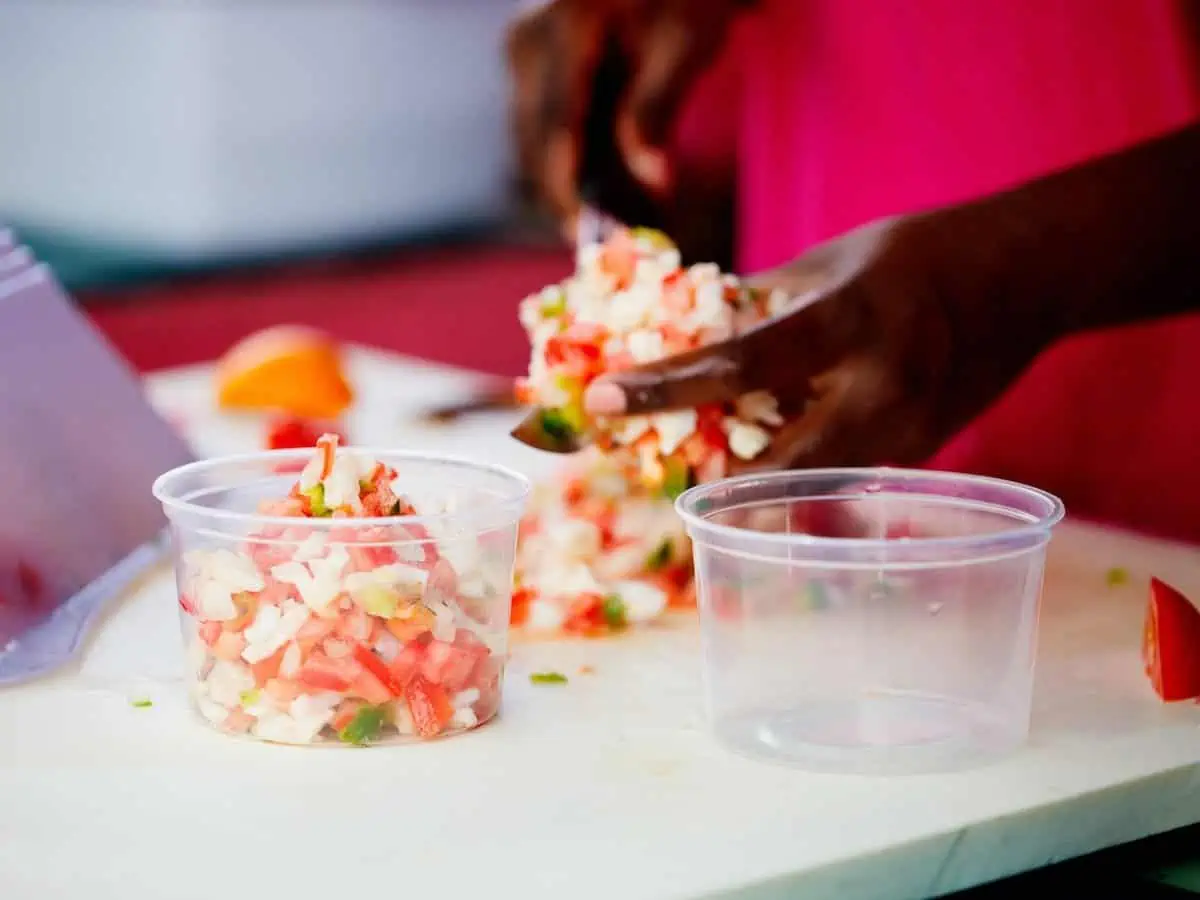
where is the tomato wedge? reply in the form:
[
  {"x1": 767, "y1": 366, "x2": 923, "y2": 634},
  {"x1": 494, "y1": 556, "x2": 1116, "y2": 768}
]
[
  {"x1": 388, "y1": 640, "x2": 426, "y2": 687},
  {"x1": 511, "y1": 587, "x2": 535, "y2": 627},
  {"x1": 295, "y1": 651, "x2": 362, "y2": 693},
  {"x1": 420, "y1": 638, "x2": 486, "y2": 694},
  {"x1": 1143, "y1": 577, "x2": 1200, "y2": 702},
  {"x1": 405, "y1": 675, "x2": 454, "y2": 738},
  {"x1": 351, "y1": 643, "x2": 404, "y2": 697},
  {"x1": 249, "y1": 644, "x2": 288, "y2": 686}
]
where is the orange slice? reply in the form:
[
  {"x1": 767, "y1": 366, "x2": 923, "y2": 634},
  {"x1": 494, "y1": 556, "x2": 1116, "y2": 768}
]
[{"x1": 216, "y1": 325, "x2": 353, "y2": 419}]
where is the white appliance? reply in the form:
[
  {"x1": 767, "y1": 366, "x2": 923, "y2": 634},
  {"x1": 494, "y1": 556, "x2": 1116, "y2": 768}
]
[{"x1": 0, "y1": 1, "x2": 518, "y2": 261}]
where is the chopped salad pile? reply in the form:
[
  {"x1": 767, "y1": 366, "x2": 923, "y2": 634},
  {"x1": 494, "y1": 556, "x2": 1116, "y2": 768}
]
[
  {"x1": 513, "y1": 228, "x2": 787, "y2": 636},
  {"x1": 180, "y1": 435, "x2": 505, "y2": 745},
  {"x1": 516, "y1": 226, "x2": 787, "y2": 491},
  {"x1": 513, "y1": 445, "x2": 693, "y2": 635}
]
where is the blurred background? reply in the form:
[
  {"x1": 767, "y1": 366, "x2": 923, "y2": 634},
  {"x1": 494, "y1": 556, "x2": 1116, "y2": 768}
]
[{"x1": 0, "y1": 0, "x2": 567, "y2": 376}]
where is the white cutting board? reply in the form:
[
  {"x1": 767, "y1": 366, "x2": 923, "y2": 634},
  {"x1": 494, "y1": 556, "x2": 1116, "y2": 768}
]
[{"x1": 0, "y1": 346, "x2": 1197, "y2": 900}]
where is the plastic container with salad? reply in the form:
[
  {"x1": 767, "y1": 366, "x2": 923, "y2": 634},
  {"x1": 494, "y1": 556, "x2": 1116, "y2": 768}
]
[{"x1": 153, "y1": 435, "x2": 529, "y2": 746}]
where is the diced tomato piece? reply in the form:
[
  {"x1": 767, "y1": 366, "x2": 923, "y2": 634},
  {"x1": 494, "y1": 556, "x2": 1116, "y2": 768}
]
[
  {"x1": 574, "y1": 495, "x2": 612, "y2": 526},
  {"x1": 264, "y1": 678, "x2": 303, "y2": 705},
  {"x1": 421, "y1": 638, "x2": 486, "y2": 694},
  {"x1": 1144, "y1": 578, "x2": 1200, "y2": 702},
  {"x1": 599, "y1": 232, "x2": 638, "y2": 289},
  {"x1": 513, "y1": 377, "x2": 536, "y2": 405},
  {"x1": 562, "y1": 321, "x2": 607, "y2": 345},
  {"x1": 351, "y1": 643, "x2": 404, "y2": 696},
  {"x1": 213, "y1": 631, "x2": 248, "y2": 662},
  {"x1": 198, "y1": 621, "x2": 222, "y2": 647},
  {"x1": 360, "y1": 493, "x2": 387, "y2": 517},
  {"x1": 258, "y1": 578, "x2": 297, "y2": 607},
  {"x1": 295, "y1": 616, "x2": 338, "y2": 655},
  {"x1": 670, "y1": 579, "x2": 698, "y2": 609},
  {"x1": 295, "y1": 652, "x2": 362, "y2": 694},
  {"x1": 593, "y1": 507, "x2": 620, "y2": 549},
  {"x1": 349, "y1": 670, "x2": 394, "y2": 705},
  {"x1": 518, "y1": 515, "x2": 540, "y2": 543},
  {"x1": 545, "y1": 338, "x2": 604, "y2": 380},
  {"x1": 347, "y1": 543, "x2": 400, "y2": 572},
  {"x1": 222, "y1": 709, "x2": 256, "y2": 734},
  {"x1": 544, "y1": 322, "x2": 608, "y2": 379},
  {"x1": 510, "y1": 587, "x2": 535, "y2": 627},
  {"x1": 266, "y1": 417, "x2": 346, "y2": 451},
  {"x1": 562, "y1": 477, "x2": 587, "y2": 508},
  {"x1": 563, "y1": 593, "x2": 609, "y2": 637},
  {"x1": 680, "y1": 434, "x2": 711, "y2": 468},
  {"x1": 659, "y1": 321, "x2": 693, "y2": 354},
  {"x1": 696, "y1": 406, "x2": 729, "y2": 450},
  {"x1": 388, "y1": 640, "x2": 427, "y2": 688},
  {"x1": 179, "y1": 593, "x2": 198, "y2": 616},
  {"x1": 662, "y1": 270, "x2": 693, "y2": 314},
  {"x1": 248, "y1": 540, "x2": 294, "y2": 573},
  {"x1": 405, "y1": 675, "x2": 455, "y2": 738},
  {"x1": 249, "y1": 644, "x2": 289, "y2": 686}
]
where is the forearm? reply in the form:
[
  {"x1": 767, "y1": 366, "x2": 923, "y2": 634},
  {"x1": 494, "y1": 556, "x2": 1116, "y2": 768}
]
[{"x1": 954, "y1": 121, "x2": 1200, "y2": 342}]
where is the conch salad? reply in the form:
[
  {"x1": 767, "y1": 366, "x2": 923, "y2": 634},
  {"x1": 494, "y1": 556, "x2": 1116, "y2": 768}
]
[
  {"x1": 515, "y1": 226, "x2": 788, "y2": 493},
  {"x1": 179, "y1": 435, "x2": 505, "y2": 745},
  {"x1": 511, "y1": 228, "x2": 788, "y2": 636},
  {"x1": 513, "y1": 445, "x2": 693, "y2": 636}
]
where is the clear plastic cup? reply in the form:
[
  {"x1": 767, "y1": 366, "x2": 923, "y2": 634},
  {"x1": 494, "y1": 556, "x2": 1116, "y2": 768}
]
[
  {"x1": 153, "y1": 449, "x2": 529, "y2": 746},
  {"x1": 675, "y1": 468, "x2": 1065, "y2": 774}
]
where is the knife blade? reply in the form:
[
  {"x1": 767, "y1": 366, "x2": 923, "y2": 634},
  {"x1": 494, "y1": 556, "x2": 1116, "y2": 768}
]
[{"x1": 0, "y1": 258, "x2": 195, "y2": 682}]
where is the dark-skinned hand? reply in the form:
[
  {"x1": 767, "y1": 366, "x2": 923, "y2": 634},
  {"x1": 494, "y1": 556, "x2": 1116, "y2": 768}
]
[
  {"x1": 582, "y1": 212, "x2": 1053, "y2": 471},
  {"x1": 582, "y1": 120, "x2": 1200, "y2": 473},
  {"x1": 505, "y1": 0, "x2": 746, "y2": 268}
]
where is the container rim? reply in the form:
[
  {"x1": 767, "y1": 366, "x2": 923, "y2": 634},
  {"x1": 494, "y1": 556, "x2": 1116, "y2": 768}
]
[
  {"x1": 674, "y1": 467, "x2": 1065, "y2": 551},
  {"x1": 152, "y1": 447, "x2": 531, "y2": 531}
]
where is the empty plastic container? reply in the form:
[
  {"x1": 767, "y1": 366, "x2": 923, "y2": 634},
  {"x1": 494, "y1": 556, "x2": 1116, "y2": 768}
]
[
  {"x1": 153, "y1": 449, "x2": 529, "y2": 746},
  {"x1": 676, "y1": 468, "x2": 1065, "y2": 774}
]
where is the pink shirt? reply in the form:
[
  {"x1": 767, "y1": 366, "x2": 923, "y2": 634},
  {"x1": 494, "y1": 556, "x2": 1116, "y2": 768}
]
[{"x1": 672, "y1": 0, "x2": 1200, "y2": 542}]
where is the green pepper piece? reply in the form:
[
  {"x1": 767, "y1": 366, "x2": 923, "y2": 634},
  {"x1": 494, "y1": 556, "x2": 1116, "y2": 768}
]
[
  {"x1": 646, "y1": 538, "x2": 674, "y2": 571},
  {"x1": 540, "y1": 288, "x2": 567, "y2": 318},
  {"x1": 662, "y1": 458, "x2": 694, "y2": 501},
  {"x1": 603, "y1": 594, "x2": 628, "y2": 629},
  {"x1": 338, "y1": 704, "x2": 389, "y2": 746},
  {"x1": 304, "y1": 483, "x2": 331, "y2": 517},
  {"x1": 1106, "y1": 566, "x2": 1129, "y2": 587},
  {"x1": 630, "y1": 227, "x2": 676, "y2": 251},
  {"x1": 530, "y1": 671, "x2": 568, "y2": 685}
]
